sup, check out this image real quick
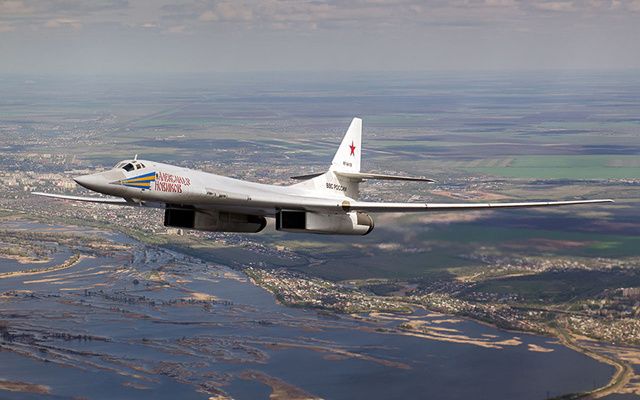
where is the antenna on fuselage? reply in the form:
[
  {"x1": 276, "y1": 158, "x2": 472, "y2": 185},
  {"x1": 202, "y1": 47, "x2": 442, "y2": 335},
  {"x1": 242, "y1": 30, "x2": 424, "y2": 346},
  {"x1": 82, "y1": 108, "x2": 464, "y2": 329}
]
[{"x1": 134, "y1": 154, "x2": 138, "y2": 161}]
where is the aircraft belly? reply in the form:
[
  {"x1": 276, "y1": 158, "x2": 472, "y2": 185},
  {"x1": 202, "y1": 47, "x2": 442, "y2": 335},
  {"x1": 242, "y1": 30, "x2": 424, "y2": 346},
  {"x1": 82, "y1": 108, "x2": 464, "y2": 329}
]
[{"x1": 121, "y1": 185, "x2": 280, "y2": 215}]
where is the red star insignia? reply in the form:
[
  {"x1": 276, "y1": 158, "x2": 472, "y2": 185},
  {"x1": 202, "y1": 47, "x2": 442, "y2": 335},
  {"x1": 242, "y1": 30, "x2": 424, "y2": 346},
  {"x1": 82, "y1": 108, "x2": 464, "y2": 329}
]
[{"x1": 349, "y1": 141, "x2": 356, "y2": 156}]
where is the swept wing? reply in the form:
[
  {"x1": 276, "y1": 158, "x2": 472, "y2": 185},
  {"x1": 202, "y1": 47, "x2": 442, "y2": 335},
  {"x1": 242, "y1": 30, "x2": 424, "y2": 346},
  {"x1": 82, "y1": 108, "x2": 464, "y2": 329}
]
[
  {"x1": 32, "y1": 192, "x2": 129, "y2": 205},
  {"x1": 32, "y1": 192, "x2": 613, "y2": 213},
  {"x1": 339, "y1": 198, "x2": 613, "y2": 213}
]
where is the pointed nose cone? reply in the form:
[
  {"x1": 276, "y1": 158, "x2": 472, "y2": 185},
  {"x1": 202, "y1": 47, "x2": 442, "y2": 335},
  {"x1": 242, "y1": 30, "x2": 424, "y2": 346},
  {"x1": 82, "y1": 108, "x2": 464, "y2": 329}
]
[{"x1": 73, "y1": 174, "x2": 101, "y2": 191}]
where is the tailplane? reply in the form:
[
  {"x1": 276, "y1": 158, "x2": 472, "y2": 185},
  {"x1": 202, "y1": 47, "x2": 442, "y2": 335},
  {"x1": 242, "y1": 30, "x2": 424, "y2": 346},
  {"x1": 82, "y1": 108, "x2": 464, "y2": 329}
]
[{"x1": 291, "y1": 117, "x2": 433, "y2": 199}]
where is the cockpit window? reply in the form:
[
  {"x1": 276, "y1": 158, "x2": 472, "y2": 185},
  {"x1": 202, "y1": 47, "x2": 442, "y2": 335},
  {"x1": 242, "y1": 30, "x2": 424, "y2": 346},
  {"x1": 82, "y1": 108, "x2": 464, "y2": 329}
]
[{"x1": 115, "y1": 160, "x2": 145, "y2": 171}]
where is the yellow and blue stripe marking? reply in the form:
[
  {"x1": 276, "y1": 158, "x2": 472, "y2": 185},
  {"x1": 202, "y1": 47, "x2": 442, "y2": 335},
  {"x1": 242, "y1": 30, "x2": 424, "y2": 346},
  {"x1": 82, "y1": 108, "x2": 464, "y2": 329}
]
[{"x1": 115, "y1": 171, "x2": 156, "y2": 189}]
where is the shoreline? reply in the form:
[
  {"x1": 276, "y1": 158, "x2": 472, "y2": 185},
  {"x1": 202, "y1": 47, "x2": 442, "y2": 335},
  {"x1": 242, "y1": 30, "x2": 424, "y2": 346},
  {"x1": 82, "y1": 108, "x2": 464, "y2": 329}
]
[
  {"x1": 0, "y1": 253, "x2": 83, "y2": 279},
  {"x1": 550, "y1": 324, "x2": 634, "y2": 399}
]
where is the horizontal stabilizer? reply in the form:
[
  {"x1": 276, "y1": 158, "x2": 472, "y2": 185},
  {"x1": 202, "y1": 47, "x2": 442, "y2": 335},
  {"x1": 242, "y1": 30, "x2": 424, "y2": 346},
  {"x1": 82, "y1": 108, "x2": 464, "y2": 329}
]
[
  {"x1": 291, "y1": 171, "x2": 434, "y2": 182},
  {"x1": 290, "y1": 172, "x2": 325, "y2": 180},
  {"x1": 335, "y1": 171, "x2": 435, "y2": 182}
]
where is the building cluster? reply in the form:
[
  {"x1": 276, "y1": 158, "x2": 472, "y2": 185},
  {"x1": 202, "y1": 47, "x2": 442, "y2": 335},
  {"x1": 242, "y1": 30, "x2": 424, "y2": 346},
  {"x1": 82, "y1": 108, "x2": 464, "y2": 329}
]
[
  {"x1": 0, "y1": 170, "x2": 78, "y2": 194},
  {"x1": 567, "y1": 315, "x2": 640, "y2": 344},
  {"x1": 622, "y1": 287, "x2": 640, "y2": 299},
  {"x1": 244, "y1": 267, "x2": 408, "y2": 313},
  {"x1": 408, "y1": 292, "x2": 548, "y2": 334},
  {"x1": 580, "y1": 290, "x2": 640, "y2": 320},
  {"x1": 462, "y1": 252, "x2": 636, "y2": 281}
]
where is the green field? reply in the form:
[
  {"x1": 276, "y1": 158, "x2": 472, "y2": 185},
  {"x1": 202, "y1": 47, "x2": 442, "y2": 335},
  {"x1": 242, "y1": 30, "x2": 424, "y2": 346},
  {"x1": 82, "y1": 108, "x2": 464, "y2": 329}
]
[
  {"x1": 471, "y1": 155, "x2": 640, "y2": 179},
  {"x1": 291, "y1": 250, "x2": 461, "y2": 281},
  {"x1": 467, "y1": 270, "x2": 640, "y2": 303},
  {"x1": 421, "y1": 223, "x2": 640, "y2": 258}
]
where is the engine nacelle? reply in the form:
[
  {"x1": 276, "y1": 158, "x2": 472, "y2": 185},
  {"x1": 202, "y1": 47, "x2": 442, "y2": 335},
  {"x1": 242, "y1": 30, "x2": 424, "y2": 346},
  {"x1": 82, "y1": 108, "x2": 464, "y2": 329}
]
[
  {"x1": 276, "y1": 210, "x2": 374, "y2": 235},
  {"x1": 164, "y1": 208, "x2": 266, "y2": 233}
]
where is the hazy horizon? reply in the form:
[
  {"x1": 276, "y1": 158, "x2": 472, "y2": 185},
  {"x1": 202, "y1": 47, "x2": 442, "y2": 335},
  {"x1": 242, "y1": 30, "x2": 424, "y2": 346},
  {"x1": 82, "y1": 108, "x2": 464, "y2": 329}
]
[{"x1": 1, "y1": 0, "x2": 639, "y2": 74}]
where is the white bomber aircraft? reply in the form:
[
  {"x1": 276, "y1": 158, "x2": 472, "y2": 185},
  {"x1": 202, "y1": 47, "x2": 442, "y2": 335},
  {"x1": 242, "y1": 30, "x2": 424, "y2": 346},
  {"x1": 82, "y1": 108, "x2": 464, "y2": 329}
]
[{"x1": 33, "y1": 118, "x2": 612, "y2": 235}]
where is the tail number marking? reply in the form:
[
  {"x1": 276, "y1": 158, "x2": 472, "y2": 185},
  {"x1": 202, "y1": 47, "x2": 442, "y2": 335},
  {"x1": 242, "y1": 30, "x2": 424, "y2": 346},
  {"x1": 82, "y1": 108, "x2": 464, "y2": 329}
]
[{"x1": 326, "y1": 182, "x2": 347, "y2": 192}]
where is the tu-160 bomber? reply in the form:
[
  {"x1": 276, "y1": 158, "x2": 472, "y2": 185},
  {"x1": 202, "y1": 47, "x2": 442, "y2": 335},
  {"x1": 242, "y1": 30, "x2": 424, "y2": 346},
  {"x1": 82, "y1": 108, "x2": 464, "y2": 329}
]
[{"x1": 33, "y1": 118, "x2": 613, "y2": 235}]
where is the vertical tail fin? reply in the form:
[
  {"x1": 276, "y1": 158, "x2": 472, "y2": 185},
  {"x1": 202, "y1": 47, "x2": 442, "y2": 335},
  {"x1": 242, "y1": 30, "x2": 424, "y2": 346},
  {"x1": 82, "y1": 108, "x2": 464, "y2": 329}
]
[
  {"x1": 292, "y1": 117, "x2": 363, "y2": 199},
  {"x1": 331, "y1": 117, "x2": 361, "y2": 173}
]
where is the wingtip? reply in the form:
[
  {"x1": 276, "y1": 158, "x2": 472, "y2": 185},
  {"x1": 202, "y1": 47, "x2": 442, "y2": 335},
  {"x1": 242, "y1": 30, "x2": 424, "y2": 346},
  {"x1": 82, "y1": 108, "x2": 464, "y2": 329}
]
[{"x1": 591, "y1": 199, "x2": 614, "y2": 204}]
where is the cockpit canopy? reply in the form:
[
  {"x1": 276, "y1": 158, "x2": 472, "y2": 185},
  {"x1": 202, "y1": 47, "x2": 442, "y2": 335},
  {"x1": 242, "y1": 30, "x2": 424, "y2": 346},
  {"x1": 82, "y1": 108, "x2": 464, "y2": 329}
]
[{"x1": 114, "y1": 160, "x2": 146, "y2": 172}]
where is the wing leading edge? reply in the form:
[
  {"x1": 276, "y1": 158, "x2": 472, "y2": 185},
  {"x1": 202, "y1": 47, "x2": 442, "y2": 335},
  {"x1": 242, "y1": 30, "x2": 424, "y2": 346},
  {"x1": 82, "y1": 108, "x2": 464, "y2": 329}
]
[
  {"x1": 340, "y1": 198, "x2": 613, "y2": 213},
  {"x1": 32, "y1": 192, "x2": 613, "y2": 214},
  {"x1": 32, "y1": 192, "x2": 130, "y2": 205}
]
